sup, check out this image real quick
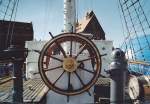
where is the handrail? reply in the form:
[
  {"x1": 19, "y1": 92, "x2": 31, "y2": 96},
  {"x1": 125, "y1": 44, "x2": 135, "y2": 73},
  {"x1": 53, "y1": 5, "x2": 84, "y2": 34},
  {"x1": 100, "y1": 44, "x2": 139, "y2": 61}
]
[
  {"x1": 129, "y1": 61, "x2": 150, "y2": 66},
  {"x1": 0, "y1": 77, "x2": 12, "y2": 85}
]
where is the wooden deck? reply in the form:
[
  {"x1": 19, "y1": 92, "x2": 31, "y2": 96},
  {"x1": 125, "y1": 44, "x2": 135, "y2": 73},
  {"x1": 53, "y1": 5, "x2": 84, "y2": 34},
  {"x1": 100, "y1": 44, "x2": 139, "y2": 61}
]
[
  {"x1": 0, "y1": 78, "x2": 48, "y2": 104},
  {"x1": 0, "y1": 77, "x2": 149, "y2": 104}
]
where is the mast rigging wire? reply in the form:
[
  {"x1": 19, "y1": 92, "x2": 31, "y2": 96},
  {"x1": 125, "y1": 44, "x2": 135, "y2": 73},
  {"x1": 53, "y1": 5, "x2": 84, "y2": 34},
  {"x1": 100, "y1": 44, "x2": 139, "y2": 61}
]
[
  {"x1": 119, "y1": 0, "x2": 136, "y2": 61},
  {"x1": 119, "y1": 0, "x2": 150, "y2": 74},
  {"x1": 124, "y1": 0, "x2": 145, "y2": 61},
  {"x1": 117, "y1": 0, "x2": 129, "y2": 59},
  {"x1": 5, "y1": 0, "x2": 19, "y2": 48},
  {"x1": 76, "y1": 0, "x2": 79, "y2": 25},
  {"x1": 3, "y1": 0, "x2": 11, "y2": 20},
  {"x1": 9, "y1": 0, "x2": 19, "y2": 45},
  {"x1": 0, "y1": 0, "x2": 2, "y2": 7}
]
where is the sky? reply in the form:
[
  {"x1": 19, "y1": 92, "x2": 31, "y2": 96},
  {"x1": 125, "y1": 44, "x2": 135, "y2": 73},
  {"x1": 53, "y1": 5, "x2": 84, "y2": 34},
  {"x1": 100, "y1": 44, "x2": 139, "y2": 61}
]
[{"x1": 15, "y1": 0, "x2": 125, "y2": 47}]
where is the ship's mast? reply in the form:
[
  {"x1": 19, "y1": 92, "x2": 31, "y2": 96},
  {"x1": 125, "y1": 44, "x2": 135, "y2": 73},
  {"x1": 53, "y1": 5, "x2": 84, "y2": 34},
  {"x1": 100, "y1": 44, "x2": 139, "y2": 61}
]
[
  {"x1": 63, "y1": 0, "x2": 76, "y2": 54},
  {"x1": 64, "y1": 0, "x2": 76, "y2": 32}
]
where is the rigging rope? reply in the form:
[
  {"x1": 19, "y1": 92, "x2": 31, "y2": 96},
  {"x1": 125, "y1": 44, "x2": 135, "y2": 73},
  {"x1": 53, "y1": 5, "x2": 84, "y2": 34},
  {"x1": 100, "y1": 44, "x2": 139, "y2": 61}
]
[
  {"x1": 117, "y1": 0, "x2": 129, "y2": 59},
  {"x1": 3, "y1": 0, "x2": 11, "y2": 20},
  {"x1": 5, "y1": 0, "x2": 18, "y2": 48},
  {"x1": 0, "y1": 0, "x2": 2, "y2": 7},
  {"x1": 124, "y1": 0, "x2": 145, "y2": 61},
  {"x1": 119, "y1": 0, "x2": 150, "y2": 75},
  {"x1": 132, "y1": 0, "x2": 150, "y2": 49},
  {"x1": 9, "y1": 0, "x2": 19, "y2": 45},
  {"x1": 76, "y1": 0, "x2": 79, "y2": 25},
  {"x1": 119, "y1": 0, "x2": 136, "y2": 61}
]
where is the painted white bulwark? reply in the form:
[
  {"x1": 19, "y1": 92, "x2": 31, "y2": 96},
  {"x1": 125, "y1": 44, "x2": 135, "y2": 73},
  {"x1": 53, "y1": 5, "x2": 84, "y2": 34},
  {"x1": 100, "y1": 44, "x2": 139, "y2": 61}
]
[{"x1": 93, "y1": 40, "x2": 113, "y2": 76}]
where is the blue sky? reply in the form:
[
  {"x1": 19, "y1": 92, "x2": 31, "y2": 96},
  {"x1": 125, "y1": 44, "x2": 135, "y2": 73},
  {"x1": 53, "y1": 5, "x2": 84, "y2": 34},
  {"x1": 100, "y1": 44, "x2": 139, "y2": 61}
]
[{"x1": 16, "y1": 0, "x2": 125, "y2": 47}]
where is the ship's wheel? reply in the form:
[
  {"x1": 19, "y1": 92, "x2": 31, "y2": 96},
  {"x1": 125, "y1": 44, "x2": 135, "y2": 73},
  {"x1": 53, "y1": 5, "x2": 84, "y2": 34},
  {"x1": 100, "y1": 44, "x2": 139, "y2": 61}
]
[{"x1": 38, "y1": 33, "x2": 101, "y2": 96}]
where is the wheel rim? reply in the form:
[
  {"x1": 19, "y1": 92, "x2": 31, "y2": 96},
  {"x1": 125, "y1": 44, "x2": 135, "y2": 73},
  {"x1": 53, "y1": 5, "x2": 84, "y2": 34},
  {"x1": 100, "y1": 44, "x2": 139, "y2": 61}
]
[{"x1": 38, "y1": 33, "x2": 101, "y2": 96}]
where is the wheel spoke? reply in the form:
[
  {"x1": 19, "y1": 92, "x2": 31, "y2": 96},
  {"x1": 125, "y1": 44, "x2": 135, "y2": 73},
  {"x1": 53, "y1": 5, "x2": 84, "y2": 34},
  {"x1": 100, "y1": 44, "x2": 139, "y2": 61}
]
[
  {"x1": 79, "y1": 67, "x2": 95, "y2": 74},
  {"x1": 67, "y1": 72, "x2": 74, "y2": 92},
  {"x1": 77, "y1": 56, "x2": 96, "y2": 63},
  {"x1": 67, "y1": 96, "x2": 70, "y2": 102},
  {"x1": 74, "y1": 44, "x2": 86, "y2": 59},
  {"x1": 50, "y1": 56, "x2": 63, "y2": 62},
  {"x1": 92, "y1": 67, "x2": 95, "y2": 72},
  {"x1": 53, "y1": 70, "x2": 65, "y2": 85},
  {"x1": 55, "y1": 42, "x2": 67, "y2": 58},
  {"x1": 44, "y1": 53, "x2": 63, "y2": 62},
  {"x1": 70, "y1": 39, "x2": 73, "y2": 57},
  {"x1": 91, "y1": 59, "x2": 96, "y2": 72},
  {"x1": 44, "y1": 65, "x2": 63, "y2": 72},
  {"x1": 43, "y1": 62, "x2": 47, "y2": 64},
  {"x1": 33, "y1": 72, "x2": 39, "y2": 75},
  {"x1": 87, "y1": 90, "x2": 91, "y2": 96},
  {"x1": 49, "y1": 32, "x2": 67, "y2": 57},
  {"x1": 74, "y1": 71, "x2": 91, "y2": 95},
  {"x1": 33, "y1": 50, "x2": 41, "y2": 54},
  {"x1": 74, "y1": 71, "x2": 85, "y2": 86},
  {"x1": 68, "y1": 72, "x2": 71, "y2": 89},
  {"x1": 100, "y1": 53, "x2": 107, "y2": 57}
]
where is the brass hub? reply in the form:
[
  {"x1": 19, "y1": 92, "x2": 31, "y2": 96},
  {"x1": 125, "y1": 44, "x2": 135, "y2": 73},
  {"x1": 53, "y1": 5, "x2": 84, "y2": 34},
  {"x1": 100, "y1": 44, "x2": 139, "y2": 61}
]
[{"x1": 63, "y1": 57, "x2": 77, "y2": 72}]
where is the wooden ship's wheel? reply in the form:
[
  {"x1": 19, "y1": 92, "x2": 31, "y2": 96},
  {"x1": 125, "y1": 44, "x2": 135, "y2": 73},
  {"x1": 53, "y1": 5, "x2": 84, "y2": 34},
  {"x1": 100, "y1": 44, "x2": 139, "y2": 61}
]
[{"x1": 38, "y1": 33, "x2": 101, "y2": 96}]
